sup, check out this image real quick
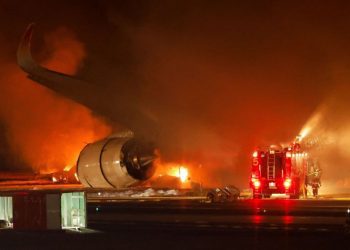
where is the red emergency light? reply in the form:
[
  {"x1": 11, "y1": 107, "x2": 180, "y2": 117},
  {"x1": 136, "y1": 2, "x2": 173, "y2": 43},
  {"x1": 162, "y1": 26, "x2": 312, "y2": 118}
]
[
  {"x1": 284, "y1": 178, "x2": 292, "y2": 189},
  {"x1": 252, "y1": 179, "x2": 261, "y2": 189}
]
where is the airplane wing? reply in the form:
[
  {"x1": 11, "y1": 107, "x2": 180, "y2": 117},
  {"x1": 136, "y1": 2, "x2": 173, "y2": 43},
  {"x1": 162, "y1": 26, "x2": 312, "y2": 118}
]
[
  {"x1": 17, "y1": 24, "x2": 158, "y2": 138},
  {"x1": 17, "y1": 23, "x2": 100, "y2": 105}
]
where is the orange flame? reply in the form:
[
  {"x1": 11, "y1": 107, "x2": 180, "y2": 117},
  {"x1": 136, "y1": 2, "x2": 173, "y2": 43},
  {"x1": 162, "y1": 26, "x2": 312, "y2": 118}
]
[
  {"x1": 167, "y1": 166, "x2": 189, "y2": 183},
  {"x1": 0, "y1": 27, "x2": 112, "y2": 173}
]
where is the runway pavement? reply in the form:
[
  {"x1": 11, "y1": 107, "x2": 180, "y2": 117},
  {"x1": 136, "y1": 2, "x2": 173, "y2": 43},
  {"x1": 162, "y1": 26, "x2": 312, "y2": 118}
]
[
  {"x1": 79, "y1": 198, "x2": 350, "y2": 249},
  {"x1": 0, "y1": 196, "x2": 349, "y2": 249},
  {"x1": 87, "y1": 198, "x2": 350, "y2": 232}
]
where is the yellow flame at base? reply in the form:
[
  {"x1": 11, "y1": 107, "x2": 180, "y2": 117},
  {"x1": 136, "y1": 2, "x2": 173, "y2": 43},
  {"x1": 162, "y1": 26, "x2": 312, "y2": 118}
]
[
  {"x1": 167, "y1": 166, "x2": 189, "y2": 183},
  {"x1": 178, "y1": 167, "x2": 189, "y2": 183}
]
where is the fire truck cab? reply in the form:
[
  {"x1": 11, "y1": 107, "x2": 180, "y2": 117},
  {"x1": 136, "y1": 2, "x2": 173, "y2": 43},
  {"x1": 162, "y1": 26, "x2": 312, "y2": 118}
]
[{"x1": 250, "y1": 145, "x2": 305, "y2": 199}]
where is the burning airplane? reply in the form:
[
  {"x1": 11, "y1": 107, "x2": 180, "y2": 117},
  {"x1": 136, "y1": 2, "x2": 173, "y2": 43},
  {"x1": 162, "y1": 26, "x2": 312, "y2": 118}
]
[{"x1": 17, "y1": 24, "x2": 158, "y2": 189}]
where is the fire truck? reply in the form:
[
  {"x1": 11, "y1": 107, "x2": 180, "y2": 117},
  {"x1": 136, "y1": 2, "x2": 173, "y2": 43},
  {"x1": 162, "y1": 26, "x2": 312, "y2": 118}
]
[{"x1": 250, "y1": 143, "x2": 308, "y2": 199}]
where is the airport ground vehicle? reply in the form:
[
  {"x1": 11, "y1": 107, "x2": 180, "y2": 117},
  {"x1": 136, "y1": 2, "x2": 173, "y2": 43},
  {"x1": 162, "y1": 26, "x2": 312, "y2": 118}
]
[
  {"x1": 206, "y1": 186, "x2": 240, "y2": 203},
  {"x1": 249, "y1": 143, "x2": 308, "y2": 199}
]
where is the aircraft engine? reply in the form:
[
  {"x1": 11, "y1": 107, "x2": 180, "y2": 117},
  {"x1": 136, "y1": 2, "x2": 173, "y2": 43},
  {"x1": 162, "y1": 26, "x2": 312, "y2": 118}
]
[{"x1": 77, "y1": 134, "x2": 157, "y2": 188}]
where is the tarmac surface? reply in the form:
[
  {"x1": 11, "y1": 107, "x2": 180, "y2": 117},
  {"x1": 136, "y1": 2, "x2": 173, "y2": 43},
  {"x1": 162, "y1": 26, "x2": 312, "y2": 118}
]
[
  {"x1": 87, "y1": 198, "x2": 350, "y2": 230},
  {"x1": 86, "y1": 198, "x2": 350, "y2": 249},
  {"x1": 1, "y1": 186, "x2": 350, "y2": 249},
  {"x1": 0, "y1": 198, "x2": 349, "y2": 250}
]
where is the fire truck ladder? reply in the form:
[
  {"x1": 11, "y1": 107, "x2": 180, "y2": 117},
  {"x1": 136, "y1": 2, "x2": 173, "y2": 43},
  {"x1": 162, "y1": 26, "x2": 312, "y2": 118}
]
[{"x1": 267, "y1": 153, "x2": 275, "y2": 180}]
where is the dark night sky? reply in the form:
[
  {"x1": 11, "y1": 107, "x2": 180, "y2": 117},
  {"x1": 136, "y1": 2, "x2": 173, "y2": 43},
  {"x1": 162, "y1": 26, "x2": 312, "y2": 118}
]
[{"x1": 0, "y1": 0, "x2": 350, "y2": 189}]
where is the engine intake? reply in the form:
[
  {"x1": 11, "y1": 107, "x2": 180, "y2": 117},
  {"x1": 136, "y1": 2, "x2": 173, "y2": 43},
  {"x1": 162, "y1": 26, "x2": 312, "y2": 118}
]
[{"x1": 77, "y1": 135, "x2": 156, "y2": 188}]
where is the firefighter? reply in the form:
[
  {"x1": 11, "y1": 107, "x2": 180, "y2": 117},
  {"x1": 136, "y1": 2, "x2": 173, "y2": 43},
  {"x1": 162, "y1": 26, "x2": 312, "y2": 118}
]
[{"x1": 310, "y1": 165, "x2": 322, "y2": 197}]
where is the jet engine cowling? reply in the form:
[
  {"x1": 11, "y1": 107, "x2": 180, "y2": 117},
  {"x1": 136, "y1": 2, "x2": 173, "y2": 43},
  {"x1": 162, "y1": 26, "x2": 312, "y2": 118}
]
[{"x1": 77, "y1": 134, "x2": 157, "y2": 188}]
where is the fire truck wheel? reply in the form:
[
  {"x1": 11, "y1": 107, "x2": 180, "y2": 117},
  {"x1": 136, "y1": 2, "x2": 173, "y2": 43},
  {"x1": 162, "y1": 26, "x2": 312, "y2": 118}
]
[
  {"x1": 253, "y1": 194, "x2": 262, "y2": 199},
  {"x1": 289, "y1": 194, "x2": 300, "y2": 199}
]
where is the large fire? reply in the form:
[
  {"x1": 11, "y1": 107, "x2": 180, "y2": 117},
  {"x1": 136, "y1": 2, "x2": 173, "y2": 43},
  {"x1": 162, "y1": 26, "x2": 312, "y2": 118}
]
[
  {"x1": 0, "y1": 27, "x2": 111, "y2": 174},
  {"x1": 152, "y1": 156, "x2": 227, "y2": 188},
  {"x1": 153, "y1": 160, "x2": 192, "y2": 184}
]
